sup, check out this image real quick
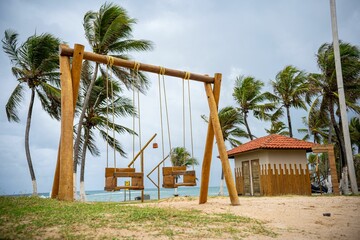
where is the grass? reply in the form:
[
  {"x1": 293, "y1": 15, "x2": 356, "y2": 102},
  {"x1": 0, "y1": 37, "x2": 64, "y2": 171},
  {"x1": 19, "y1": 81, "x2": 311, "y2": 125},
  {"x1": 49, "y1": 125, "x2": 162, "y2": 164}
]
[{"x1": 0, "y1": 196, "x2": 277, "y2": 239}]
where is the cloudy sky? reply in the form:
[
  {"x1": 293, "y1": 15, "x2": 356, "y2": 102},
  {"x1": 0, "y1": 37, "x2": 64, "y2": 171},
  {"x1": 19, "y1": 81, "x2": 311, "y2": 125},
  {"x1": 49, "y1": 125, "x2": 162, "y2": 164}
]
[{"x1": 0, "y1": 0, "x2": 359, "y2": 195}]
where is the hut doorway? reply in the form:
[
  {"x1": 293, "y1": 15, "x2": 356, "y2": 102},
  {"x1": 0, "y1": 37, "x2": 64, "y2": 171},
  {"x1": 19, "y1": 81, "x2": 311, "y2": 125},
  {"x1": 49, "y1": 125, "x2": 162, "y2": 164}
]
[{"x1": 242, "y1": 159, "x2": 260, "y2": 196}]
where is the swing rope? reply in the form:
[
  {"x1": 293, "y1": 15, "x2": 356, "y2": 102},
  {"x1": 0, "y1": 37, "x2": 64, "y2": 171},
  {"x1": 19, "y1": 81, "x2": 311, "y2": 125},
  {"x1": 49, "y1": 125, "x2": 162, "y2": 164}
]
[
  {"x1": 158, "y1": 67, "x2": 165, "y2": 160},
  {"x1": 132, "y1": 62, "x2": 142, "y2": 165},
  {"x1": 105, "y1": 56, "x2": 115, "y2": 168}
]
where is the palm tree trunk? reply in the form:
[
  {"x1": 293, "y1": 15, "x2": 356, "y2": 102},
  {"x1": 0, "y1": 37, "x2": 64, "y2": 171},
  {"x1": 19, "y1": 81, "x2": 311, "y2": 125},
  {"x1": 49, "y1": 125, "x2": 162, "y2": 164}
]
[
  {"x1": 286, "y1": 106, "x2": 293, "y2": 138},
  {"x1": 26, "y1": 88, "x2": 37, "y2": 196},
  {"x1": 219, "y1": 169, "x2": 224, "y2": 196},
  {"x1": 74, "y1": 63, "x2": 99, "y2": 176},
  {"x1": 80, "y1": 127, "x2": 90, "y2": 202},
  {"x1": 243, "y1": 112, "x2": 253, "y2": 140}
]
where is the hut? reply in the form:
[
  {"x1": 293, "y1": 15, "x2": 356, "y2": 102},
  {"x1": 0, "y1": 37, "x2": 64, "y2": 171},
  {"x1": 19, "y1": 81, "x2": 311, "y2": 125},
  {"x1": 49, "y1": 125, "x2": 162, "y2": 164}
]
[{"x1": 227, "y1": 134, "x2": 317, "y2": 196}]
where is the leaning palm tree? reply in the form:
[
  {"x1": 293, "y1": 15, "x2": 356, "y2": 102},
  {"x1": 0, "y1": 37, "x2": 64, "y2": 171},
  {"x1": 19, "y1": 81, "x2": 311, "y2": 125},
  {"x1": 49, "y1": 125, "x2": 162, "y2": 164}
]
[
  {"x1": 2, "y1": 30, "x2": 61, "y2": 195},
  {"x1": 74, "y1": 3, "x2": 154, "y2": 187},
  {"x1": 233, "y1": 75, "x2": 272, "y2": 140},
  {"x1": 266, "y1": 65, "x2": 308, "y2": 138},
  {"x1": 307, "y1": 42, "x2": 360, "y2": 167},
  {"x1": 77, "y1": 62, "x2": 136, "y2": 201},
  {"x1": 202, "y1": 106, "x2": 248, "y2": 195}
]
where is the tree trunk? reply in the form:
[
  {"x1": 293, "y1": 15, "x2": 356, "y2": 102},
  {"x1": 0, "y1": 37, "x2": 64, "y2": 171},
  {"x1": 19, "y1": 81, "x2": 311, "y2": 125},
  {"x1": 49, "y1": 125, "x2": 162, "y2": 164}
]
[
  {"x1": 80, "y1": 127, "x2": 90, "y2": 202},
  {"x1": 286, "y1": 106, "x2": 293, "y2": 138},
  {"x1": 219, "y1": 169, "x2": 224, "y2": 196},
  {"x1": 329, "y1": 102, "x2": 346, "y2": 166},
  {"x1": 243, "y1": 111, "x2": 253, "y2": 140},
  {"x1": 26, "y1": 88, "x2": 37, "y2": 196},
  {"x1": 74, "y1": 63, "x2": 99, "y2": 179}
]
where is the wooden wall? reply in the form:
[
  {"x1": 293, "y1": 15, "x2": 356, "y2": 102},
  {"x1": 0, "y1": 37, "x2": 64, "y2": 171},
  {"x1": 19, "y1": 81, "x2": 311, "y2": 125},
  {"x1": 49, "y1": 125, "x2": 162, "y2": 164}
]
[{"x1": 235, "y1": 163, "x2": 311, "y2": 196}]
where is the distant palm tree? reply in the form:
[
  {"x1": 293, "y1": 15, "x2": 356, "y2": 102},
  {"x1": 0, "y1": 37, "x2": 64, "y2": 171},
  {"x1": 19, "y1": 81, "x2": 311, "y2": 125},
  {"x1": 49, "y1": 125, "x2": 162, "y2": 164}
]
[
  {"x1": 170, "y1": 147, "x2": 198, "y2": 167},
  {"x1": 265, "y1": 121, "x2": 289, "y2": 136},
  {"x1": 297, "y1": 108, "x2": 329, "y2": 144},
  {"x1": 77, "y1": 62, "x2": 136, "y2": 201},
  {"x1": 2, "y1": 30, "x2": 61, "y2": 195},
  {"x1": 266, "y1": 65, "x2": 308, "y2": 138},
  {"x1": 307, "y1": 42, "x2": 360, "y2": 165},
  {"x1": 74, "y1": 2, "x2": 154, "y2": 185},
  {"x1": 349, "y1": 117, "x2": 360, "y2": 154},
  {"x1": 233, "y1": 75, "x2": 272, "y2": 140}
]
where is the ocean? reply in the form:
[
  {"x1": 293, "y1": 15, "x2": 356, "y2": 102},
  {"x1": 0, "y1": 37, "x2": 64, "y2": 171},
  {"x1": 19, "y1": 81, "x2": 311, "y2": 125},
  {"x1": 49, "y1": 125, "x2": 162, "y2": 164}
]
[{"x1": 34, "y1": 186, "x2": 229, "y2": 202}]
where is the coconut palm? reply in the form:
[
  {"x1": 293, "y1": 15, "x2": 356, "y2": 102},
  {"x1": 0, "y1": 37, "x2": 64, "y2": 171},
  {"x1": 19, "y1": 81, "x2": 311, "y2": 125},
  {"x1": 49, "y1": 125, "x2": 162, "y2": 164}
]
[
  {"x1": 265, "y1": 121, "x2": 289, "y2": 136},
  {"x1": 349, "y1": 117, "x2": 360, "y2": 154},
  {"x1": 266, "y1": 65, "x2": 308, "y2": 138},
  {"x1": 307, "y1": 42, "x2": 360, "y2": 165},
  {"x1": 74, "y1": 3, "x2": 154, "y2": 184},
  {"x1": 77, "y1": 61, "x2": 136, "y2": 201},
  {"x1": 2, "y1": 30, "x2": 61, "y2": 195},
  {"x1": 233, "y1": 75, "x2": 272, "y2": 140},
  {"x1": 170, "y1": 147, "x2": 198, "y2": 167},
  {"x1": 297, "y1": 107, "x2": 329, "y2": 144}
]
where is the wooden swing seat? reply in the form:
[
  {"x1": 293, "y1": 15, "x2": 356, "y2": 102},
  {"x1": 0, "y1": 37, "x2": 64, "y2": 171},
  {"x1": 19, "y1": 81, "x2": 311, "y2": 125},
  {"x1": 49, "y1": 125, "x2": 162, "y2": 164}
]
[
  {"x1": 105, "y1": 167, "x2": 144, "y2": 191},
  {"x1": 162, "y1": 166, "x2": 196, "y2": 188}
]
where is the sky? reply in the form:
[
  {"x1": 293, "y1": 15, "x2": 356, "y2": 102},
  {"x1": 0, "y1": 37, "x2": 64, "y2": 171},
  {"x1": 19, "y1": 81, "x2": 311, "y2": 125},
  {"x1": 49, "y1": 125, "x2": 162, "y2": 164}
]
[{"x1": 0, "y1": 0, "x2": 359, "y2": 196}]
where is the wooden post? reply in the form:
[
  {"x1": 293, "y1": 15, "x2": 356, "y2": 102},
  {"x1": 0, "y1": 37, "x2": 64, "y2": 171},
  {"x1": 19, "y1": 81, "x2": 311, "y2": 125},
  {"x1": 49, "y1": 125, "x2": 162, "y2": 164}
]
[
  {"x1": 199, "y1": 74, "x2": 221, "y2": 204},
  {"x1": 204, "y1": 83, "x2": 240, "y2": 206},
  {"x1": 58, "y1": 55, "x2": 74, "y2": 201},
  {"x1": 312, "y1": 145, "x2": 340, "y2": 195},
  {"x1": 52, "y1": 44, "x2": 84, "y2": 199}
]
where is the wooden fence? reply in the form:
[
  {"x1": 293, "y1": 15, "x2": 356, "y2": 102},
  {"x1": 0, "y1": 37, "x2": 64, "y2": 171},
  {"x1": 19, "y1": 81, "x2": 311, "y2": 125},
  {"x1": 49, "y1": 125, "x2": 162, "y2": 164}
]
[{"x1": 235, "y1": 163, "x2": 311, "y2": 196}]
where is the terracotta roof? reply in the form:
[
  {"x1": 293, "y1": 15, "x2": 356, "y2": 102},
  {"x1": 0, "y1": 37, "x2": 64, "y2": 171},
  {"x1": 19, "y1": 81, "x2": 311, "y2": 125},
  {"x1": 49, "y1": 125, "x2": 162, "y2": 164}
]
[{"x1": 227, "y1": 134, "x2": 317, "y2": 157}]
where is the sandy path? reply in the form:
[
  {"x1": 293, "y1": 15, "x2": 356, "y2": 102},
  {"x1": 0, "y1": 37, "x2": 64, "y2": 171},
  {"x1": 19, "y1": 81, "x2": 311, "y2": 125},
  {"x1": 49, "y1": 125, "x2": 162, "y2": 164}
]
[{"x1": 147, "y1": 195, "x2": 360, "y2": 239}]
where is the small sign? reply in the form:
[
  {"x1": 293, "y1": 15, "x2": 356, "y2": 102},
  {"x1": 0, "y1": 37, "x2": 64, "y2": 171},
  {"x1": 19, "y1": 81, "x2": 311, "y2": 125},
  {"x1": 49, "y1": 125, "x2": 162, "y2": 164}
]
[{"x1": 125, "y1": 180, "x2": 130, "y2": 186}]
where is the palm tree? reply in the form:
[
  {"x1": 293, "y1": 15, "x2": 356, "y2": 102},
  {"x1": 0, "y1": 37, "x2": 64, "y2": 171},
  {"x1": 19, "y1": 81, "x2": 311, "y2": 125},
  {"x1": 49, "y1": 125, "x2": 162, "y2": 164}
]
[
  {"x1": 170, "y1": 147, "x2": 198, "y2": 167},
  {"x1": 297, "y1": 108, "x2": 329, "y2": 144},
  {"x1": 74, "y1": 3, "x2": 154, "y2": 187},
  {"x1": 349, "y1": 117, "x2": 360, "y2": 154},
  {"x1": 2, "y1": 30, "x2": 61, "y2": 195},
  {"x1": 233, "y1": 75, "x2": 272, "y2": 140},
  {"x1": 77, "y1": 62, "x2": 136, "y2": 201},
  {"x1": 266, "y1": 65, "x2": 308, "y2": 138},
  {"x1": 307, "y1": 42, "x2": 360, "y2": 167},
  {"x1": 202, "y1": 106, "x2": 248, "y2": 195},
  {"x1": 265, "y1": 121, "x2": 289, "y2": 136}
]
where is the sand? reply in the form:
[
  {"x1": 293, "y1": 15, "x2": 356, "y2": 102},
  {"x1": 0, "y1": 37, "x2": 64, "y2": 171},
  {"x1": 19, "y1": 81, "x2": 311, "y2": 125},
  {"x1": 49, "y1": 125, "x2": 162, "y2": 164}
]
[{"x1": 147, "y1": 195, "x2": 360, "y2": 239}]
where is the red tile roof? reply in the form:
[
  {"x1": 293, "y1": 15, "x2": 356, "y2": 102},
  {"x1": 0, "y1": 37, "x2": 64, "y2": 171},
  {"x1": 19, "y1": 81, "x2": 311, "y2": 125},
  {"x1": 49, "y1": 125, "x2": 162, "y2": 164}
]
[{"x1": 227, "y1": 134, "x2": 317, "y2": 157}]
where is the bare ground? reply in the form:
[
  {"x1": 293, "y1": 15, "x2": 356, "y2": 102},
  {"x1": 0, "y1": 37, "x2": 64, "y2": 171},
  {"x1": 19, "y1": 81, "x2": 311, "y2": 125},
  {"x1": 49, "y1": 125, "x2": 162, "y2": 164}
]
[{"x1": 145, "y1": 195, "x2": 360, "y2": 240}]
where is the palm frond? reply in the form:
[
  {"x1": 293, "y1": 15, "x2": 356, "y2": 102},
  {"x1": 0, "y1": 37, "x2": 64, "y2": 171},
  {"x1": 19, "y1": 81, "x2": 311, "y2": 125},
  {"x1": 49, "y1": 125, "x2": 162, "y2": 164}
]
[{"x1": 5, "y1": 83, "x2": 24, "y2": 122}]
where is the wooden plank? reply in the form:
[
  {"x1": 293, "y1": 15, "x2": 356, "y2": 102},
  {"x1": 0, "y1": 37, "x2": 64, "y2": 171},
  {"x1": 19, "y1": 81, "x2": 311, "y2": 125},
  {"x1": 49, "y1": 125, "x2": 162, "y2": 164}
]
[
  {"x1": 60, "y1": 45, "x2": 215, "y2": 84},
  {"x1": 204, "y1": 83, "x2": 239, "y2": 205},
  {"x1": 105, "y1": 168, "x2": 135, "y2": 177},
  {"x1": 58, "y1": 55, "x2": 74, "y2": 201},
  {"x1": 112, "y1": 186, "x2": 144, "y2": 190},
  {"x1": 175, "y1": 183, "x2": 196, "y2": 187},
  {"x1": 199, "y1": 74, "x2": 221, "y2": 204},
  {"x1": 113, "y1": 172, "x2": 143, "y2": 178}
]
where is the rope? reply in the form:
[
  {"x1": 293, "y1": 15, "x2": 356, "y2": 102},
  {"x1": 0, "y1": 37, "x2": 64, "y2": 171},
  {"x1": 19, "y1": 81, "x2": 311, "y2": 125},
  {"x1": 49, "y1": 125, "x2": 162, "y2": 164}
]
[
  {"x1": 187, "y1": 80, "x2": 194, "y2": 170},
  {"x1": 158, "y1": 67, "x2": 165, "y2": 160},
  {"x1": 105, "y1": 56, "x2": 115, "y2": 168},
  {"x1": 182, "y1": 72, "x2": 191, "y2": 149},
  {"x1": 162, "y1": 72, "x2": 172, "y2": 153}
]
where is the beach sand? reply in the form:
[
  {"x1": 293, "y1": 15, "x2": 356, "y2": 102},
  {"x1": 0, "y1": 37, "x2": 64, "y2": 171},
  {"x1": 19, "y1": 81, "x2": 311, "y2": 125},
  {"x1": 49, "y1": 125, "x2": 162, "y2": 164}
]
[{"x1": 146, "y1": 195, "x2": 360, "y2": 239}]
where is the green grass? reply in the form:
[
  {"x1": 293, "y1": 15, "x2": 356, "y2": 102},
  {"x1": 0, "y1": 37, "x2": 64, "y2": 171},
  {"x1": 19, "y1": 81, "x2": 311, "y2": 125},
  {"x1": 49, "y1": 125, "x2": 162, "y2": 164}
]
[{"x1": 0, "y1": 196, "x2": 277, "y2": 239}]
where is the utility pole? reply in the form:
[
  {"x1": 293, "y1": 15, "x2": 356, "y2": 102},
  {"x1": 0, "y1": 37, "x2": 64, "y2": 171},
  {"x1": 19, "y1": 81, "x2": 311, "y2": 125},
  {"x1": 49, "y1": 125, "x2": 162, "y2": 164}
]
[{"x1": 329, "y1": 0, "x2": 358, "y2": 194}]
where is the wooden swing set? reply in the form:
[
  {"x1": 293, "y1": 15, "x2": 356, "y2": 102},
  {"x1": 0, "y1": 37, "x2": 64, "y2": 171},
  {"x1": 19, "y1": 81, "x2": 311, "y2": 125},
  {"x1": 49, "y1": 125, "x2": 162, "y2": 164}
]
[{"x1": 51, "y1": 43, "x2": 240, "y2": 205}]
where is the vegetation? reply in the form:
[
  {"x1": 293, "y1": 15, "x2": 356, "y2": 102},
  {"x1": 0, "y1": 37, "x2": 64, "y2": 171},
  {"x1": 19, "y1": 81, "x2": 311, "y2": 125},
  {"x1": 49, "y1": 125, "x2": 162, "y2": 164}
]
[
  {"x1": 77, "y1": 61, "x2": 136, "y2": 201},
  {"x1": 170, "y1": 147, "x2": 198, "y2": 167},
  {"x1": 73, "y1": 2, "x2": 154, "y2": 187},
  {"x1": 2, "y1": 30, "x2": 61, "y2": 195},
  {"x1": 0, "y1": 197, "x2": 276, "y2": 239}
]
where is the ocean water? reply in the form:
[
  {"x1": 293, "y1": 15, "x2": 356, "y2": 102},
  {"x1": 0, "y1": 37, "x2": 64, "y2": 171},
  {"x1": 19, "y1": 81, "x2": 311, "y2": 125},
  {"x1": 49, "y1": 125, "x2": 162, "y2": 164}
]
[{"x1": 83, "y1": 186, "x2": 229, "y2": 202}]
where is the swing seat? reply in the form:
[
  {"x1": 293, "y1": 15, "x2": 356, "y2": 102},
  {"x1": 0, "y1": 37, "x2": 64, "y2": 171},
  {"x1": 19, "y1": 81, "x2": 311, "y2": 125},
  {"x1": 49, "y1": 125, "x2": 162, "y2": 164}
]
[
  {"x1": 104, "y1": 167, "x2": 144, "y2": 191},
  {"x1": 162, "y1": 166, "x2": 196, "y2": 188}
]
